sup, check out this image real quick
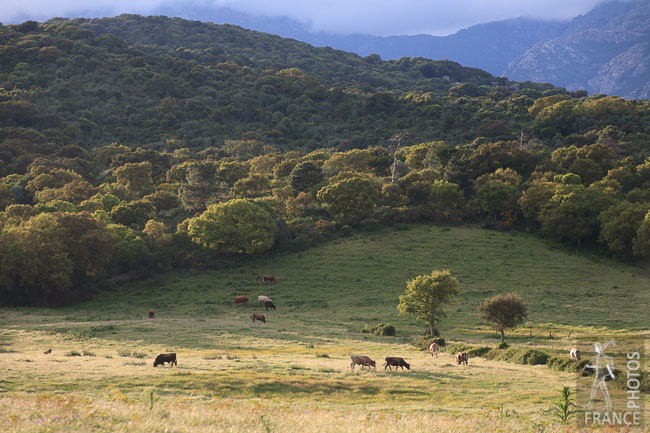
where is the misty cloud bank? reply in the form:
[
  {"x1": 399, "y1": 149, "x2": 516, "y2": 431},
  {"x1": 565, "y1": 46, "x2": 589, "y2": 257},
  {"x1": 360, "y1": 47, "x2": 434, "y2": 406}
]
[{"x1": 2, "y1": 0, "x2": 607, "y2": 36}]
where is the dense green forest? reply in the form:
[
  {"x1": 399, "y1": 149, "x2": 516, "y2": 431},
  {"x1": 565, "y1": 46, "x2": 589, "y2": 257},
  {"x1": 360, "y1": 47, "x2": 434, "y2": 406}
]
[{"x1": 0, "y1": 15, "x2": 649, "y2": 306}]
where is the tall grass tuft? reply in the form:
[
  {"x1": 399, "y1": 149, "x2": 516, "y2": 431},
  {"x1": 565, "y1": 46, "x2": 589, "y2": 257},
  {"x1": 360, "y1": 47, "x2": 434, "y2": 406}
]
[
  {"x1": 552, "y1": 386, "x2": 576, "y2": 424},
  {"x1": 147, "y1": 389, "x2": 156, "y2": 411}
]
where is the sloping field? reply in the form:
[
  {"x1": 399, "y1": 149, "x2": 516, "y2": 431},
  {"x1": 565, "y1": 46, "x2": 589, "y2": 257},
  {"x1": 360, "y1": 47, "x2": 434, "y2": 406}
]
[{"x1": 1, "y1": 224, "x2": 648, "y2": 432}]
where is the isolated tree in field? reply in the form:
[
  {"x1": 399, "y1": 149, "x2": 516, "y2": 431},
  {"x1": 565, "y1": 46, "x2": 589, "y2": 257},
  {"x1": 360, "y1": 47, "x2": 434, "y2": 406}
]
[
  {"x1": 397, "y1": 269, "x2": 460, "y2": 337},
  {"x1": 478, "y1": 293, "x2": 527, "y2": 342}
]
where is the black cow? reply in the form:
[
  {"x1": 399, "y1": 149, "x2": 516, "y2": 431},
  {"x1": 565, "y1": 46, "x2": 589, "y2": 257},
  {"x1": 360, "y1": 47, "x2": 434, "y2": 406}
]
[
  {"x1": 264, "y1": 300, "x2": 276, "y2": 311},
  {"x1": 153, "y1": 352, "x2": 177, "y2": 367}
]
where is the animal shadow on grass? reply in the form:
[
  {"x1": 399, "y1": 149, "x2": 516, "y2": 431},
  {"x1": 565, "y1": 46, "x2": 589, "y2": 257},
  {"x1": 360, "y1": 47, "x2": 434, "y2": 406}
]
[
  {"x1": 394, "y1": 370, "x2": 465, "y2": 382},
  {"x1": 252, "y1": 381, "x2": 381, "y2": 396}
]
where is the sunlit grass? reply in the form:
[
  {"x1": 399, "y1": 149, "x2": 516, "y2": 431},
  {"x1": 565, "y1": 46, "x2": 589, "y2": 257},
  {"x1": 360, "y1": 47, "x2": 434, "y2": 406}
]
[{"x1": 1, "y1": 224, "x2": 649, "y2": 432}]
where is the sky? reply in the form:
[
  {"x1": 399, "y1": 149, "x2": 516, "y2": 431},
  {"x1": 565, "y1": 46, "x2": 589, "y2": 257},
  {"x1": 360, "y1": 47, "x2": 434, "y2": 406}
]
[{"x1": 1, "y1": 0, "x2": 610, "y2": 36}]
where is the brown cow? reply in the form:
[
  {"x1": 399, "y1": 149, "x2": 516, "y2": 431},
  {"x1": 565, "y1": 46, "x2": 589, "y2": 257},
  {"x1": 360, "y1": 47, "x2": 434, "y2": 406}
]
[
  {"x1": 153, "y1": 353, "x2": 177, "y2": 367},
  {"x1": 44, "y1": 349, "x2": 52, "y2": 354},
  {"x1": 148, "y1": 310, "x2": 155, "y2": 319},
  {"x1": 262, "y1": 275, "x2": 277, "y2": 283},
  {"x1": 429, "y1": 342, "x2": 439, "y2": 357},
  {"x1": 456, "y1": 352, "x2": 468, "y2": 365},
  {"x1": 233, "y1": 296, "x2": 249, "y2": 306},
  {"x1": 350, "y1": 355, "x2": 376, "y2": 370},
  {"x1": 384, "y1": 357, "x2": 410, "y2": 370},
  {"x1": 252, "y1": 313, "x2": 266, "y2": 323}
]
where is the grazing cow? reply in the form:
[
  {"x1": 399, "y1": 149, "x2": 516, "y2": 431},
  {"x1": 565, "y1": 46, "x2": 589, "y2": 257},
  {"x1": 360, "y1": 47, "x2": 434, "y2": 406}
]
[
  {"x1": 233, "y1": 296, "x2": 249, "y2": 306},
  {"x1": 429, "y1": 342, "x2": 439, "y2": 358},
  {"x1": 264, "y1": 300, "x2": 276, "y2": 311},
  {"x1": 148, "y1": 310, "x2": 155, "y2": 319},
  {"x1": 258, "y1": 295, "x2": 272, "y2": 304},
  {"x1": 384, "y1": 357, "x2": 410, "y2": 370},
  {"x1": 252, "y1": 313, "x2": 266, "y2": 323},
  {"x1": 456, "y1": 352, "x2": 468, "y2": 365},
  {"x1": 262, "y1": 275, "x2": 277, "y2": 283},
  {"x1": 44, "y1": 349, "x2": 52, "y2": 354},
  {"x1": 350, "y1": 355, "x2": 376, "y2": 370},
  {"x1": 570, "y1": 348, "x2": 581, "y2": 361},
  {"x1": 153, "y1": 353, "x2": 177, "y2": 367}
]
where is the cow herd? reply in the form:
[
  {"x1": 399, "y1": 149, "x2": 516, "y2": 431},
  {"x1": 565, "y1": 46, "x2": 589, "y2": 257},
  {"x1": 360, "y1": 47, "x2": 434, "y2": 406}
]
[
  {"x1": 150, "y1": 274, "x2": 280, "y2": 367},
  {"x1": 348, "y1": 343, "x2": 467, "y2": 374},
  {"x1": 148, "y1": 274, "x2": 475, "y2": 371},
  {"x1": 147, "y1": 273, "x2": 582, "y2": 372}
]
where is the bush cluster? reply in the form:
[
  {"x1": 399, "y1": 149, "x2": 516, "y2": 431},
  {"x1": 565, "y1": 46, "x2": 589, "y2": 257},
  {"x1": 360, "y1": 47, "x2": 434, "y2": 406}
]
[{"x1": 361, "y1": 323, "x2": 396, "y2": 336}]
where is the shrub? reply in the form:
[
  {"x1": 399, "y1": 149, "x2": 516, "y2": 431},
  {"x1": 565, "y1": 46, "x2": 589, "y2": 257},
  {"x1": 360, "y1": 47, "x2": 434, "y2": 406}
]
[
  {"x1": 373, "y1": 323, "x2": 396, "y2": 336},
  {"x1": 547, "y1": 356, "x2": 583, "y2": 372},
  {"x1": 497, "y1": 342, "x2": 509, "y2": 349},
  {"x1": 467, "y1": 346, "x2": 491, "y2": 357},
  {"x1": 613, "y1": 370, "x2": 649, "y2": 392},
  {"x1": 362, "y1": 323, "x2": 395, "y2": 336},
  {"x1": 65, "y1": 350, "x2": 81, "y2": 357},
  {"x1": 117, "y1": 349, "x2": 146, "y2": 358},
  {"x1": 443, "y1": 343, "x2": 473, "y2": 354},
  {"x1": 485, "y1": 347, "x2": 550, "y2": 365},
  {"x1": 340, "y1": 224, "x2": 353, "y2": 236}
]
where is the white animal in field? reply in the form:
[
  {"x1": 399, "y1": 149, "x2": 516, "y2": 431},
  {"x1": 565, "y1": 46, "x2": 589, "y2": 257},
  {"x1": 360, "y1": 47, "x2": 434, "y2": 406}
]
[{"x1": 570, "y1": 348, "x2": 581, "y2": 361}]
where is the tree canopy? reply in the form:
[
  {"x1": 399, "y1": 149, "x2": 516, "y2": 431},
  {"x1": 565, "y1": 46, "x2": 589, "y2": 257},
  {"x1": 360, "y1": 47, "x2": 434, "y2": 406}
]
[
  {"x1": 187, "y1": 199, "x2": 277, "y2": 255},
  {"x1": 397, "y1": 269, "x2": 460, "y2": 336},
  {"x1": 478, "y1": 293, "x2": 527, "y2": 342}
]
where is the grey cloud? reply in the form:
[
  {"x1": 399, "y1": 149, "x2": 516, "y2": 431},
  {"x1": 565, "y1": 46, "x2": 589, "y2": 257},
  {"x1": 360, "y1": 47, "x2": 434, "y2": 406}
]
[{"x1": 2, "y1": 0, "x2": 608, "y2": 35}]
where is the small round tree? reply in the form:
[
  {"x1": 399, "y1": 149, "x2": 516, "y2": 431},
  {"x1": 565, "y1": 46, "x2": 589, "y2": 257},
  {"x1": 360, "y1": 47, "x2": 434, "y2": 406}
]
[
  {"x1": 478, "y1": 293, "x2": 527, "y2": 342},
  {"x1": 397, "y1": 269, "x2": 459, "y2": 337}
]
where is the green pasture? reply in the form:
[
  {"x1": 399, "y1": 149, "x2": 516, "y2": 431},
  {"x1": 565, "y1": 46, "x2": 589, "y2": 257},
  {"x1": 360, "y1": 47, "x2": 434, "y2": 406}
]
[{"x1": 1, "y1": 224, "x2": 648, "y2": 432}]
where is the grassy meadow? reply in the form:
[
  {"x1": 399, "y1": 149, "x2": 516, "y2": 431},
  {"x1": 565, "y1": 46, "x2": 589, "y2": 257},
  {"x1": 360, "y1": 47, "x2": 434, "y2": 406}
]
[{"x1": 1, "y1": 224, "x2": 649, "y2": 432}]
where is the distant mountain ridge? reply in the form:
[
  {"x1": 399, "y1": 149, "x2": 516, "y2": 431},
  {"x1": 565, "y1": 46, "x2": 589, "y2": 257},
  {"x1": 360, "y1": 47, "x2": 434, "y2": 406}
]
[
  {"x1": 151, "y1": 0, "x2": 650, "y2": 98},
  {"x1": 153, "y1": 4, "x2": 567, "y2": 76},
  {"x1": 5, "y1": 0, "x2": 649, "y2": 98},
  {"x1": 505, "y1": 0, "x2": 650, "y2": 99}
]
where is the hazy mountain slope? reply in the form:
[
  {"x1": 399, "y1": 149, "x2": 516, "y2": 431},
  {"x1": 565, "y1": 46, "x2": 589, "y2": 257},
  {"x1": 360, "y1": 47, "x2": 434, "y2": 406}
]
[
  {"x1": 150, "y1": 4, "x2": 565, "y2": 77},
  {"x1": 308, "y1": 18, "x2": 567, "y2": 76},
  {"x1": 76, "y1": 15, "x2": 497, "y2": 91},
  {"x1": 155, "y1": 0, "x2": 650, "y2": 98},
  {"x1": 505, "y1": 0, "x2": 650, "y2": 98},
  {"x1": 0, "y1": 16, "x2": 518, "y2": 150}
]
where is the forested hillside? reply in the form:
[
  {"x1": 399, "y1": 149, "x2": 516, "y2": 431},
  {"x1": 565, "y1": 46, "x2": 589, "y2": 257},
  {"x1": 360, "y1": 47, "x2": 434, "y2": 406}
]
[{"x1": 0, "y1": 16, "x2": 649, "y2": 307}]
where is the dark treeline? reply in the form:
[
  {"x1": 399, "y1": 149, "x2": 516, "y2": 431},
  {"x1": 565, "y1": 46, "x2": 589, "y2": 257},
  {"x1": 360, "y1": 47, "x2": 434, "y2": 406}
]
[{"x1": 0, "y1": 16, "x2": 649, "y2": 306}]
